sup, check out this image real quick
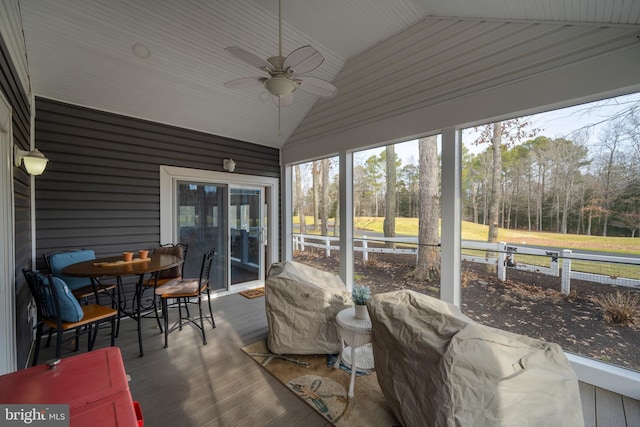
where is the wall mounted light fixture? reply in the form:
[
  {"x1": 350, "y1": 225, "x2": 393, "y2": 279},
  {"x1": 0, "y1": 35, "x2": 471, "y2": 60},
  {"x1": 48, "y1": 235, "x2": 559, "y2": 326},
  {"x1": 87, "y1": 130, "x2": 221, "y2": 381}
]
[
  {"x1": 14, "y1": 145, "x2": 49, "y2": 175},
  {"x1": 223, "y1": 158, "x2": 236, "y2": 172}
]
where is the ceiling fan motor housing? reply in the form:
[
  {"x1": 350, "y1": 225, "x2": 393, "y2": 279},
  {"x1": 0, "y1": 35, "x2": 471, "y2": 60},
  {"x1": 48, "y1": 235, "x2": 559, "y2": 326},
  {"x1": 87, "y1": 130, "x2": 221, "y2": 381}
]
[{"x1": 264, "y1": 56, "x2": 297, "y2": 96}]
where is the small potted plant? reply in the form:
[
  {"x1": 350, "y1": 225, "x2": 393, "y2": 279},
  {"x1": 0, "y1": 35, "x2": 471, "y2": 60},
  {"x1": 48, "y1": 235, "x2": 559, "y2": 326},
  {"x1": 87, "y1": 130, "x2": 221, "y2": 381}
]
[{"x1": 352, "y1": 284, "x2": 371, "y2": 319}]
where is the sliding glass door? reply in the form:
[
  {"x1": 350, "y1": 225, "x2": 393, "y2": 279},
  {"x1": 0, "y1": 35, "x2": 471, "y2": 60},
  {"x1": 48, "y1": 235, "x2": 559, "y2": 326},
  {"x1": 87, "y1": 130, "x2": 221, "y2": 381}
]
[
  {"x1": 229, "y1": 187, "x2": 264, "y2": 286},
  {"x1": 161, "y1": 166, "x2": 278, "y2": 293},
  {"x1": 175, "y1": 181, "x2": 267, "y2": 291},
  {"x1": 177, "y1": 181, "x2": 227, "y2": 291}
]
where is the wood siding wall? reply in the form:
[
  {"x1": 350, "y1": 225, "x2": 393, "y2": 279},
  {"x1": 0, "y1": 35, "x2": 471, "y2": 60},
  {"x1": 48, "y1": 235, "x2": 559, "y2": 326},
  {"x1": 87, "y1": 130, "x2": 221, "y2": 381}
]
[
  {"x1": 35, "y1": 97, "x2": 280, "y2": 297},
  {"x1": 1, "y1": 33, "x2": 33, "y2": 369}
]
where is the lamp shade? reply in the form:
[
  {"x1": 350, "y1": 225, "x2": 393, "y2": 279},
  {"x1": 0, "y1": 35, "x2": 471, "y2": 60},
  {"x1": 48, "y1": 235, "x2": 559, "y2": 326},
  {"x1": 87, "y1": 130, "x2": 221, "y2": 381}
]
[
  {"x1": 22, "y1": 149, "x2": 49, "y2": 175},
  {"x1": 223, "y1": 159, "x2": 236, "y2": 172},
  {"x1": 14, "y1": 146, "x2": 49, "y2": 175},
  {"x1": 264, "y1": 76, "x2": 297, "y2": 97}
]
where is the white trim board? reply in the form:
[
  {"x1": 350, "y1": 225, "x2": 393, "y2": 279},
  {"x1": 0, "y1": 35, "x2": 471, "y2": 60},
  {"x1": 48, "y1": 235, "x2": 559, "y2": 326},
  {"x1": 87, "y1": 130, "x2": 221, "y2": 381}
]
[
  {"x1": 0, "y1": 89, "x2": 17, "y2": 374},
  {"x1": 567, "y1": 353, "x2": 640, "y2": 400},
  {"x1": 159, "y1": 165, "x2": 280, "y2": 289}
]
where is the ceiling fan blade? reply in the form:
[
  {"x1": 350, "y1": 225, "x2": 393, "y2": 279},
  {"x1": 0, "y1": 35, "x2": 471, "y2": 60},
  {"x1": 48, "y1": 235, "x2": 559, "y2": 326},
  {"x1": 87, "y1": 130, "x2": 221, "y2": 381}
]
[
  {"x1": 296, "y1": 76, "x2": 337, "y2": 98},
  {"x1": 225, "y1": 46, "x2": 273, "y2": 72},
  {"x1": 273, "y1": 93, "x2": 294, "y2": 108},
  {"x1": 224, "y1": 77, "x2": 266, "y2": 89},
  {"x1": 284, "y1": 45, "x2": 324, "y2": 74}
]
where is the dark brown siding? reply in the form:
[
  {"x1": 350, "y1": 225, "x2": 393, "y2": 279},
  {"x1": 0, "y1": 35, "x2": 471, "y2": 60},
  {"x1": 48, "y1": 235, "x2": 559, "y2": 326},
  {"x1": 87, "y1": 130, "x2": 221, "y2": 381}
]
[
  {"x1": 35, "y1": 97, "x2": 280, "y2": 298},
  {"x1": 1, "y1": 33, "x2": 33, "y2": 369}
]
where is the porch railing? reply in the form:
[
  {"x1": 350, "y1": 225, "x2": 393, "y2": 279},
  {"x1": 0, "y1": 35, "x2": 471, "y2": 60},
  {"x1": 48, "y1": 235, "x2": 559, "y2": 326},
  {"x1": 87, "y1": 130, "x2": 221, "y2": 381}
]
[{"x1": 292, "y1": 233, "x2": 640, "y2": 295}]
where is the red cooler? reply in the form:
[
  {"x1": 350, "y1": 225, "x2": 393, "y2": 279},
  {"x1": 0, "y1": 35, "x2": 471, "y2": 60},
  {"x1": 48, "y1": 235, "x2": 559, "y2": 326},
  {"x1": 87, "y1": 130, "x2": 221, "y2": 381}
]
[{"x1": 0, "y1": 347, "x2": 140, "y2": 427}]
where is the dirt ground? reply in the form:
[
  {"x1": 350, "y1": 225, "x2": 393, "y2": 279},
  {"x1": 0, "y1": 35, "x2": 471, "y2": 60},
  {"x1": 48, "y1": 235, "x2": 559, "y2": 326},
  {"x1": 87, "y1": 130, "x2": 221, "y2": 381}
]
[{"x1": 293, "y1": 250, "x2": 640, "y2": 373}]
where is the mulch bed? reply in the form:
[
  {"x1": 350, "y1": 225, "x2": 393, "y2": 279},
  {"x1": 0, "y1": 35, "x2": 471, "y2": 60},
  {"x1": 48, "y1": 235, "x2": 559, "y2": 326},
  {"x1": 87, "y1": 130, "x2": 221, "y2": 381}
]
[{"x1": 294, "y1": 250, "x2": 640, "y2": 372}]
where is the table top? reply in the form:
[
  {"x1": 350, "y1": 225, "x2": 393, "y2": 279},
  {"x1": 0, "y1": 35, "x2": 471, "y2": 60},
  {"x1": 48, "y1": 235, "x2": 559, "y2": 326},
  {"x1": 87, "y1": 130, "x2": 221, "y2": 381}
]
[
  {"x1": 336, "y1": 307, "x2": 372, "y2": 333},
  {"x1": 60, "y1": 253, "x2": 182, "y2": 278}
]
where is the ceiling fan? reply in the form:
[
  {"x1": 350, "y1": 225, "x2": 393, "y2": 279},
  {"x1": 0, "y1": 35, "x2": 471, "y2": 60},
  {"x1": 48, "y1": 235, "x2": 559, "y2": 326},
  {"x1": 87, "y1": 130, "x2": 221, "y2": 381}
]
[{"x1": 223, "y1": 0, "x2": 337, "y2": 108}]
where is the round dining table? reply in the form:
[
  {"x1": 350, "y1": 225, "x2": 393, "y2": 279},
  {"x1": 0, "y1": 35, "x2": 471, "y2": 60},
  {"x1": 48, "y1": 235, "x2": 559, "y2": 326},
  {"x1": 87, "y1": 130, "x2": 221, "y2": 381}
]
[{"x1": 61, "y1": 253, "x2": 183, "y2": 357}]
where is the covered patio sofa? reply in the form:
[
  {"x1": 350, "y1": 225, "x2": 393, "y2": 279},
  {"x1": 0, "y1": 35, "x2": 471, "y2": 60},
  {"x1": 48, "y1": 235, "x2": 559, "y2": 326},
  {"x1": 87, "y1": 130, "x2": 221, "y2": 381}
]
[{"x1": 368, "y1": 290, "x2": 584, "y2": 427}]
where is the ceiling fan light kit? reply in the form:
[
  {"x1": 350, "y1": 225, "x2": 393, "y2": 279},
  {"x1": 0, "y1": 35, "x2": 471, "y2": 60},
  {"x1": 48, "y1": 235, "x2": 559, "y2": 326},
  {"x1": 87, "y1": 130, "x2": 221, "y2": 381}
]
[
  {"x1": 264, "y1": 75, "x2": 297, "y2": 97},
  {"x1": 224, "y1": 0, "x2": 336, "y2": 108}
]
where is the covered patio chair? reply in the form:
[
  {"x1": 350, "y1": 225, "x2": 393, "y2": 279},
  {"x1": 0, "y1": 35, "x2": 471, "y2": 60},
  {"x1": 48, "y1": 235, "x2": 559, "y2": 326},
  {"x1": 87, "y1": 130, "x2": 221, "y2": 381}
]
[
  {"x1": 265, "y1": 260, "x2": 353, "y2": 355},
  {"x1": 368, "y1": 290, "x2": 584, "y2": 427}
]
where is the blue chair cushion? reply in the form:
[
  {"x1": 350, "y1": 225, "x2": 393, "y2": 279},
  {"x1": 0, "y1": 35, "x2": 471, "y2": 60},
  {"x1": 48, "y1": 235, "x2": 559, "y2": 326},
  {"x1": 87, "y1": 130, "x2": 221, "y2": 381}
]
[
  {"x1": 37, "y1": 273, "x2": 84, "y2": 323},
  {"x1": 49, "y1": 250, "x2": 96, "y2": 291}
]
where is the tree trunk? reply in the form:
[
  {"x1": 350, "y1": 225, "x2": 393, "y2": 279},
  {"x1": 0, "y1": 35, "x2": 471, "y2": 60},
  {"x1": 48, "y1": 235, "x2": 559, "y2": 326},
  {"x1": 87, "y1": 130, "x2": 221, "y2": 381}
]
[
  {"x1": 312, "y1": 161, "x2": 320, "y2": 231},
  {"x1": 500, "y1": 182, "x2": 506, "y2": 228},
  {"x1": 527, "y1": 168, "x2": 532, "y2": 231},
  {"x1": 472, "y1": 189, "x2": 479, "y2": 223},
  {"x1": 383, "y1": 146, "x2": 397, "y2": 248},
  {"x1": 294, "y1": 165, "x2": 306, "y2": 234},
  {"x1": 415, "y1": 136, "x2": 440, "y2": 280},
  {"x1": 577, "y1": 185, "x2": 585, "y2": 235},
  {"x1": 561, "y1": 175, "x2": 574, "y2": 234},
  {"x1": 486, "y1": 123, "x2": 502, "y2": 268},
  {"x1": 334, "y1": 195, "x2": 340, "y2": 236},
  {"x1": 321, "y1": 159, "x2": 330, "y2": 235}
]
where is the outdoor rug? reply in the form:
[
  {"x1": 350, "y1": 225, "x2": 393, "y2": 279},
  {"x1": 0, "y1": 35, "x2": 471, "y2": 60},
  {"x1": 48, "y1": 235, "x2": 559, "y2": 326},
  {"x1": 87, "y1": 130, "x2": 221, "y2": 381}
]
[
  {"x1": 239, "y1": 287, "x2": 265, "y2": 299},
  {"x1": 242, "y1": 340, "x2": 399, "y2": 426}
]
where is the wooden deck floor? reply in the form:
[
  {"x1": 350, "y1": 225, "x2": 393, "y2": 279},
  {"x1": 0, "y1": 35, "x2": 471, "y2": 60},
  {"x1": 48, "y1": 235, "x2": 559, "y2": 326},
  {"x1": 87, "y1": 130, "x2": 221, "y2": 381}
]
[{"x1": 35, "y1": 293, "x2": 639, "y2": 427}]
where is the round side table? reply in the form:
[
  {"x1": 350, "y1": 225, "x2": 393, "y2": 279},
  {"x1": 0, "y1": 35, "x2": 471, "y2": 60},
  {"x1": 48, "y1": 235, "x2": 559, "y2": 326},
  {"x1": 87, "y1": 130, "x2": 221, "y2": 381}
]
[{"x1": 334, "y1": 306, "x2": 375, "y2": 398}]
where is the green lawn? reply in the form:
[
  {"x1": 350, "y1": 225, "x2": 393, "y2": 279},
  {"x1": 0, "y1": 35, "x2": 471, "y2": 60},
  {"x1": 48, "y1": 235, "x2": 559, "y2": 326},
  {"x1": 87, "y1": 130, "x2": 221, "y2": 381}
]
[{"x1": 295, "y1": 216, "x2": 640, "y2": 255}]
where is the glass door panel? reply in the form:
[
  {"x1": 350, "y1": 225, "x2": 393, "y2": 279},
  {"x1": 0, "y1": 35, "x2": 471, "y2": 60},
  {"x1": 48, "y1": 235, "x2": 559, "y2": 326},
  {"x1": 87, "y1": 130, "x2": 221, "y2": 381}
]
[
  {"x1": 230, "y1": 188, "x2": 264, "y2": 285},
  {"x1": 177, "y1": 181, "x2": 227, "y2": 292}
]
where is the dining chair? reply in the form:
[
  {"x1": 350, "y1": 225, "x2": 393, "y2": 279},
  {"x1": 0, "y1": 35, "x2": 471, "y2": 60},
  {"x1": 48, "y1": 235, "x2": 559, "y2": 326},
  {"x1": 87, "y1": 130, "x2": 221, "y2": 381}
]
[
  {"x1": 44, "y1": 249, "x2": 116, "y2": 305},
  {"x1": 155, "y1": 247, "x2": 216, "y2": 348},
  {"x1": 23, "y1": 269, "x2": 118, "y2": 366},
  {"x1": 140, "y1": 243, "x2": 188, "y2": 330}
]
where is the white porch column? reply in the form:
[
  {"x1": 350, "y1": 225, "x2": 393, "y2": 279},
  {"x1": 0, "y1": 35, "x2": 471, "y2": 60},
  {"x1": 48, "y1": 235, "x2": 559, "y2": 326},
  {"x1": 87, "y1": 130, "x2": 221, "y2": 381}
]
[
  {"x1": 339, "y1": 151, "x2": 354, "y2": 291},
  {"x1": 282, "y1": 163, "x2": 293, "y2": 262},
  {"x1": 440, "y1": 127, "x2": 462, "y2": 306}
]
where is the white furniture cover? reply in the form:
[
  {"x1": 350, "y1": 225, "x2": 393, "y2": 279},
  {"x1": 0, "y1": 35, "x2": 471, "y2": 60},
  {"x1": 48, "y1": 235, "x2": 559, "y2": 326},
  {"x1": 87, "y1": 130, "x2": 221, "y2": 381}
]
[
  {"x1": 368, "y1": 290, "x2": 584, "y2": 427},
  {"x1": 265, "y1": 261, "x2": 353, "y2": 354}
]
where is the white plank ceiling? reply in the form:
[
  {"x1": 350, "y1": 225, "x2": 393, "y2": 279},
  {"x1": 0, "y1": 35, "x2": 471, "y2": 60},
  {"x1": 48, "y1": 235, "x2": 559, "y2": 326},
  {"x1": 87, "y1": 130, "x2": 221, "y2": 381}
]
[{"x1": 16, "y1": 0, "x2": 640, "y2": 149}]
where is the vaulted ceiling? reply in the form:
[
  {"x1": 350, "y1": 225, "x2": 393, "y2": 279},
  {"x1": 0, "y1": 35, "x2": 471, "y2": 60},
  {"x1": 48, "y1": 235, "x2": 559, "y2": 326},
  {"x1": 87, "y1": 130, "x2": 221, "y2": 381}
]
[{"x1": 18, "y1": 0, "x2": 640, "y2": 149}]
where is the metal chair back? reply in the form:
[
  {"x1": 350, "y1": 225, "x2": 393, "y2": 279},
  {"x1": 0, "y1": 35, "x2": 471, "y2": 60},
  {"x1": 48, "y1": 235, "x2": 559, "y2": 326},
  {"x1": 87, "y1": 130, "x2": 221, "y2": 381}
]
[
  {"x1": 154, "y1": 243, "x2": 188, "y2": 279},
  {"x1": 23, "y1": 269, "x2": 61, "y2": 328}
]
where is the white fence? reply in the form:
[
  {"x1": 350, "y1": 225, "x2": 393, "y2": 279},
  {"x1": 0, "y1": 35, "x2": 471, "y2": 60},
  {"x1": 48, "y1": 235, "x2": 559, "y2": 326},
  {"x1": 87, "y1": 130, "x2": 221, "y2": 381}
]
[{"x1": 292, "y1": 233, "x2": 640, "y2": 294}]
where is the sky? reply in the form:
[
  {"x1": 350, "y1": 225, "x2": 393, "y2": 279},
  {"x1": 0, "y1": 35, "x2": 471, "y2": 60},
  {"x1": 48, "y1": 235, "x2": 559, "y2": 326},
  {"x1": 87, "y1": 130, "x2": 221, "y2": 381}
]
[{"x1": 356, "y1": 91, "x2": 640, "y2": 166}]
